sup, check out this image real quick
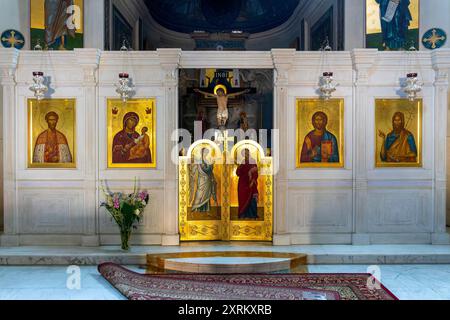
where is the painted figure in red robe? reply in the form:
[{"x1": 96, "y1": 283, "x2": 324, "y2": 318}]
[
  {"x1": 33, "y1": 111, "x2": 72, "y2": 163},
  {"x1": 236, "y1": 149, "x2": 259, "y2": 219},
  {"x1": 112, "y1": 112, "x2": 152, "y2": 164}
]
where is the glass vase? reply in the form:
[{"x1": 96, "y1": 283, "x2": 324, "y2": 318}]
[{"x1": 120, "y1": 228, "x2": 132, "y2": 251}]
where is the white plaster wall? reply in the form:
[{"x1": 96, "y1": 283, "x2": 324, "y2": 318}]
[
  {"x1": 447, "y1": 90, "x2": 450, "y2": 227},
  {"x1": 0, "y1": 48, "x2": 449, "y2": 246},
  {"x1": 97, "y1": 51, "x2": 168, "y2": 245},
  {"x1": 84, "y1": 0, "x2": 105, "y2": 49},
  {"x1": 0, "y1": 48, "x2": 181, "y2": 246},
  {"x1": 283, "y1": 52, "x2": 354, "y2": 244},
  {"x1": 344, "y1": 0, "x2": 365, "y2": 50},
  {"x1": 0, "y1": 85, "x2": 2, "y2": 232},
  {"x1": 275, "y1": 49, "x2": 450, "y2": 245},
  {"x1": 420, "y1": 0, "x2": 450, "y2": 50},
  {"x1": 0, "y1": 0, "x2": 30, "y2": 49}
]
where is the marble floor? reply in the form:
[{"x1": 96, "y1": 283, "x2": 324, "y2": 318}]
[{"x1": 0, "y1": 264, "x2": 450, "y2": 300}]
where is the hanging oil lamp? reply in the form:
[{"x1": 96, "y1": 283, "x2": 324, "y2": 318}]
[
  {"x1": 403, "y1": 72, "x2": 423, "y2": 101},
  {"x1": 29, "y1": 71, "x2": 48, "y2": 101}
]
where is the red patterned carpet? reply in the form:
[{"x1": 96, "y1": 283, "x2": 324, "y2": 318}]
[{"x1": 98, "y1": 263, "x2": 398, "y2": 301}]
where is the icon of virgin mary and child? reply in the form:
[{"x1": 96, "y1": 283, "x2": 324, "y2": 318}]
[{"x1": 112, "y1": 112, "x2": 152, "y2": 164}]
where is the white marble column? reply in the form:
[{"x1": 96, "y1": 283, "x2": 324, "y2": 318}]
[
  {"x1": 271, "y1": 49, "x2": 296, "y2": 246},
  {"x1": 351, "y1": 49, "x2": 378, "y2": 245},
  {"x1": 0, "y1": 49, "x2": 20, "y2": 246},
  {"x1": 84, "y1": 0, "x2": 105, "y2": 49},
  {"x1": 431, "y1": 49, "x2": 450, "y2": 244},
  {"x1": 344, "y1": 0, "x2": 365, "y2": 50},
  {"x1": 157, "y1": 49, "x2": 181, "y2": 246},
  {"x1": 74, "y1": 49, "x2": 101, "y2": 246}
]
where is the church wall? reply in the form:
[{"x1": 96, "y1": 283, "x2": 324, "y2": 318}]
[
  {"x1": 274, "y1": 49, "x2": 450, "y2": 245},
  {"x1": 0, "y1": 0, "x2": 30, "y2": 49},
  {"x1": 284, "y1": 52, "x2": 354, "y2": 244},
  {"x1": 420, "y1": 0, "x2": 450, "y2": 50},
  {"x1": 0, "y1": 84, "x2": 3, "y2": 232},
  {"x1": 0, "y1": 48, "x2": 449, "y2": 246},
  {"x1": 344, "y1": 0, "x2": 365, "y2": 50},
  {"x1": 13, "y1": 51, "x2": 94, "y2": 245},
  {"x1": 97, "y1": 51, "x2": 168, "y2": 245},
  {"x1": 447, "y1": 90, "x2": 450, "y2": 227},
  {"x1": 0, "y1": 48, "x2": 180, "y2": 246}
]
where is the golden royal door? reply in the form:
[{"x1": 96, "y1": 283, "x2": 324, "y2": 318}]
[{"x1": 179, "y1": 138, "x2": 273, "y2": 242}]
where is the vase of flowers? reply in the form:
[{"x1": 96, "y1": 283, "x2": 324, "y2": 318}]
[{"x1": 100, "y1": 179, "x2": 149, "y2": 250}]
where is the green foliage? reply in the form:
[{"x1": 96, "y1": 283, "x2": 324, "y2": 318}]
[{"x1": 100, "y1": 178, "x2": 149, "y2": 233}]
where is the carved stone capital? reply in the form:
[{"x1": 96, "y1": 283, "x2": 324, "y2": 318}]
[
  {"x1": 351, "y1": 49, "x2": 378, "y2": 85},
  {"x1": 74, "y1": 49, "x2": 101, "y2": 84},
  {"x1": 271, "y1": 49, "x2": 296, "y2": 86},
  {"x1": 431, "y1": 50, "x2": 450, "y2": 87},
  {"x1": 0, "y1": 48, "x2": 20, "y2": 86},
  {"x1": 157, "y1": 48, "x2": 182, "y2": 86}
]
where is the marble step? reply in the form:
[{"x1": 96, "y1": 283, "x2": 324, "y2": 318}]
[{"x1": 0, "y1": 245, "x2": 449, "y2": 265}]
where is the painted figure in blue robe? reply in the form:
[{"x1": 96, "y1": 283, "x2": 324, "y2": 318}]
[
  {"x1": 379, "y1": 111, "x2": 418, "y2": 163},
  {"x1": 376, "y1": 0, "x2": 413, "y2": 50},
  {"x1": 300, "y1": 111, "x2": 339, "y2": 163}
]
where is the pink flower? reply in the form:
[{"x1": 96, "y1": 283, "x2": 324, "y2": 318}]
[
  {"x1": 138, "y1": 192, "x2": 148, "y2": 201},
  {"x1": 113, "y1": 198, "x2": 120, "y2": 209}
]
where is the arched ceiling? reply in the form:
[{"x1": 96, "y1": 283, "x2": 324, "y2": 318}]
[{"x1": 144, "y1": 0, "x2": 301, "y2": 34}]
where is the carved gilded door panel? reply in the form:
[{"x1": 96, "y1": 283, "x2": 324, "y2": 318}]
[
  {"x1": 179, "y1": 140, "x2": 227, "y2": 241},
  {"x1": 179, "y1": 138, "x2": 272, "y2": 242},
  {"x1": 227, "y1": 141, "x2": 273, "y2": 241}
]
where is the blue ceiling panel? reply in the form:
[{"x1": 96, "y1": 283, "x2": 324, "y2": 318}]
[{"x1": 144, "y1": 0, "x2": 300, "y2": 33}]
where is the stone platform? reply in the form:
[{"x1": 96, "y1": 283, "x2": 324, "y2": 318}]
[
  {"x1": 146, "y1": 251, "x2": 307, "y2": 273},
  {"x1": 0, "y1": 243, "x2": 449, "y2": 266}
]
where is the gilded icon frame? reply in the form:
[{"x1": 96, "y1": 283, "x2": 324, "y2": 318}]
[
  {"x1": 296, "y1": 98, "x2": 345, "y2": 168},
  {"x1": 28, "y1": 98, "x2": 77, "y2": 169},
  {"x1": 107, "y1": 98, "x2": 157, "y2": 169},
  {"x1": 375, "y1": 99, "x2": 422, "y2": 168}
]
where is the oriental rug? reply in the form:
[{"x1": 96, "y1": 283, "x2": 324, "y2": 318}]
[{"x1": 98, "y1": 263, "x2": 398, "y2": 301}]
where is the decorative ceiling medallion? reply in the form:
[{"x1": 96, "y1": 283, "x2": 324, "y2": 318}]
[
  {"x1": 1, "y1": 29, "x2": 25, "y2": 49},
  {"x1": 422, "y1": 28, "x2": 447, "y2": 50}
]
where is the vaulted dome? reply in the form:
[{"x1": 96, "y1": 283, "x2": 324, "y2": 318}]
[{"x1": 144, "y1": 0, "x2": 301, "y2": 34}]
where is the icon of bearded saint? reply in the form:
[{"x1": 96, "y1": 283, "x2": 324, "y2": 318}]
[
  {"x1": 379, "y1": 111, "x2": 418, "y2": 163},
  {"x1": 300, "y1": 111, "x2": 339, "y2": 163},
  {"x1": 33, "y1": 111, "x2": 72, "y2": 163}
]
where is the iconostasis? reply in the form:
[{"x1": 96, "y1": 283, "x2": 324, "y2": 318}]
[{"x1": 0, "y1": 48, "x2": 448, "y2": 247}]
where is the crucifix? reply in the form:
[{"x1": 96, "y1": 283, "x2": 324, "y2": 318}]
[{"x1": 194, "y1": 85, "x2": 251, "y2": 129}]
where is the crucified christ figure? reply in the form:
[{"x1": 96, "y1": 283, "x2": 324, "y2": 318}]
[{"x1": 194, "y1": 87, "x2": 250, "y2": 127}]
